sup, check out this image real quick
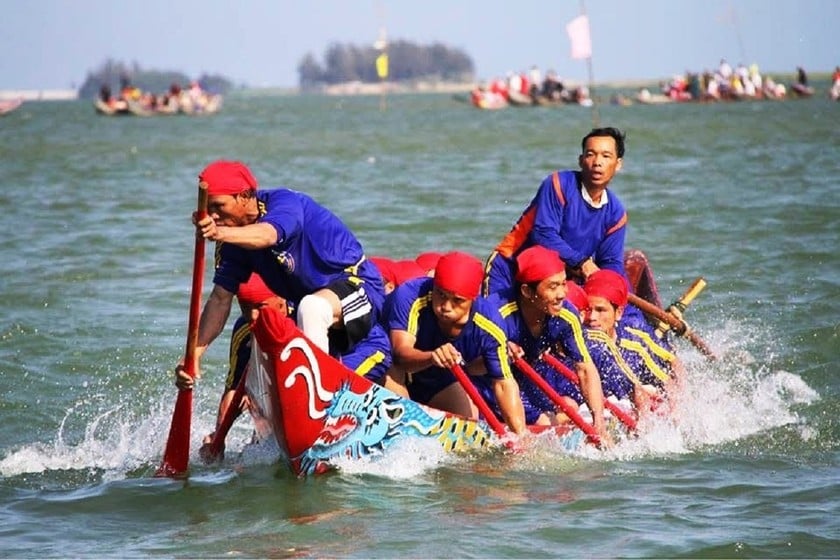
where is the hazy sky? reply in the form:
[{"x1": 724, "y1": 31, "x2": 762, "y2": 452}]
[{"x1": 1, "y1": 0, "x2": 837, "y2": 90}]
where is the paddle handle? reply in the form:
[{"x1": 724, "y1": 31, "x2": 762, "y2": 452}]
[
  {"x1": 449, "y1": 363, "x2": 508, "y2": 437},
  {"x1": 541, "y1": 352, "x2": 637, "y2": 431},
  {"x1": 672, "y1": 277, "x2": 706, "y2": 312},
  {"x1": 512, "y1": 357, "x2": 601, "y2": 446},
  {"x1": 655, "y1": 277, "x2": 706, "y2": 333},
  {"x1": 183, "y1": 182, "x2": 209, "y2": 379},
  {"x1": 627, "y1": 292, "x2": 717, "y2": 360}
]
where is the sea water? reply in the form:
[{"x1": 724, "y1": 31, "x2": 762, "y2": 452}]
[{"x1": 0, "y1": 91, "x2": 838, "y2": 558}]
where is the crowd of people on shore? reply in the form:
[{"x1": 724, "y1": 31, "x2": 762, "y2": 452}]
[
  {"x1": 97, "y1": 77, "x2": 221, "y2": 115},
  {"x1": 178, "y1": 128, "x2": 688, "y2": 458}
]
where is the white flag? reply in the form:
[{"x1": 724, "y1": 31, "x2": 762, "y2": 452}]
[{"x1": 566, "y1": 15, "x2": 592, "y2": 60}]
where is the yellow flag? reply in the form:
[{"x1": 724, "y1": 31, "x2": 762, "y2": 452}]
[{"x1": 376, "y1": 53, "x2": 389, "y2": 79}]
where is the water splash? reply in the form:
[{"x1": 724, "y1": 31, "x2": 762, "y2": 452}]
[{"x1": 0, "y1": 317, "x2": 819, "y2": 483}]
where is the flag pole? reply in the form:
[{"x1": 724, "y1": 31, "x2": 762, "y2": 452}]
[
  {"x1": 375, "y1": 1, "x2": 388, "y2": 112},
  {"x1": 580, "y1": 0, "x2": 600, "y2": 126},
  {"x1": 566, "y1": 2, "x2": 599, "y2": 127}
]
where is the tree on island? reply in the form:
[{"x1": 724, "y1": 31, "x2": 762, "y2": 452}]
[
  {"x1": 297, "y1": 40, "x2": 474, "y2": 91},
  {"x1": 77, "y1": 59, "x2": 234, "y2": 99}
]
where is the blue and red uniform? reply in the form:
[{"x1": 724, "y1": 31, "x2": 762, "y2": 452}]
[
  {"x1": 386, "y1": 277, "x2": 514, "y2": 412},
  {"x1": 484, "y1": 170, "x2": 627, "y2": 295},
  {"x1": 213, "y1": 188, "x2": 386, "y2": 355},
  {"x1": 580, "y1": 322, "x2": 676, "y2": 402},
  {"x1": 492, "y1": 292, "x2": 591, "y2": 421}
]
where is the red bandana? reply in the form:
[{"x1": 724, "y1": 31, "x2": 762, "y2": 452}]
[
  {"x1": 584, "y1": 269, "x2": 629, "y2": 307},
  {"x1": 515, "y1": 245, "x2": 565, "y2": 284},
  {"x1": 564, "y1": 281, "x2": 589, "y2": 312},
  {"x1": 415, "y1": 251, "x2": 443, "y2": 274},
  {"x1": 199, "y1": 160, "x2": 258, "y2": 196},
  {"x1": 434, "y1": 251, "x2": 484, "y2": 299}
]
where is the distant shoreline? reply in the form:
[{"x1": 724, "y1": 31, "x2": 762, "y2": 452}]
[
  {"x1": 2, "y1": 72, "x2": 831, "y2": 101},
  {"x1": 241, "y1": 71, "x2": 833, "y2": 97}
]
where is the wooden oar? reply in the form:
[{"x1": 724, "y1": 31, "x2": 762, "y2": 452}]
[
  {"x1": 449, "y1": 363, "x2": 508, "y2": 437},
  {"x1": 653, "y1": 277, "x2": 707, "y2": 337},
  {"x1": 627, "y1": 291, "x2": 716, "y2": 360},
  {"x1": 540, "y1": 352, "x2": 637, "y2": 431},
  {"x1": 511, "y1": 356, "x2": 601, "y2": 446},
  {"x1": 156, "y1": 182, "x2": 209, "y2": 478}
]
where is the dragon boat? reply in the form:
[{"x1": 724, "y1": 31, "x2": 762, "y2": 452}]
[
  {"x1": 244, "y1": 309, "x2": 588, "y2": 476},
  {"x1": 242, "y1": 249, "x2": 680, "y2": 477}
]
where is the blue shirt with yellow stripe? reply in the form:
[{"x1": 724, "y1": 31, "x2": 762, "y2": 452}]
[{"x1": 387, "y1": 277, "x2": 514, "y2": 382}]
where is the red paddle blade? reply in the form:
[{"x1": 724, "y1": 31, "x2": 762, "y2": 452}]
[{"x1": 155, "y1": 389, "x2": 193, "y2": 478}]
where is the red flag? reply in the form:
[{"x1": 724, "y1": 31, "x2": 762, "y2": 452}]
[{"x1": 566, "y1": 15, "x2": 592, "y2": 60}]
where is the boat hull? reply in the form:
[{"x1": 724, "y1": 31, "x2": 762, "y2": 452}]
[
  {"x1": 247, "y1": 310, "x2": 500, "y2": 475},
  {"x1": 243, "y1": 249, "x2": 664, "y2": 476}
]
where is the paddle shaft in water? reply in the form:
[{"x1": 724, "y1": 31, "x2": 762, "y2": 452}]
[
  {"x1": 512, "y1": 357, "x2": 601, "y2": 446},
  {"x1": 540, "y1": 352, "x2": 637, "y2": 431},
  {"x1": 156, "y1": 182, "x2": 209, "y2": 478}
]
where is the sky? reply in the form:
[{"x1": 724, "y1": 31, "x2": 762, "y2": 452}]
[{"x1": 1, "y1": 0, "x2": 837, "y2": 91}]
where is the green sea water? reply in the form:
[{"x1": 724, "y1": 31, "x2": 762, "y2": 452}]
[{"x1": 0, "y1": 92, "x2": 838, "y2": 558}]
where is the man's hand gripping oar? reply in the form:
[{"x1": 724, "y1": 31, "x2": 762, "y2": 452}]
[{"x1": 628, "y1": 277, "x2": 716, "y2": 360}]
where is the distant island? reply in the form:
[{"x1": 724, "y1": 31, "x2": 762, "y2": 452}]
[
  {"x1": 75, "y1": 41, "x2": 473, "y2": 99},
  {"x1": 77, "y1": 59, "x2": 235, "y2": 100},
  {"x1": 297, "y1": 40, "x2": 473, "y2": 91}
]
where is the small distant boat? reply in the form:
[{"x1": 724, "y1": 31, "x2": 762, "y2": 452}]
[
  {"x1": 0, "y1": 98, "x2": 23, "y2": 116},
  {"x1": 94, "y1": 92, "x2": 223, "y2": 117},
  {"x1": 790, "y1": 83, "x2": 815, "y2": 98},
  {"x1": 635, "y1": 88, "x2": 673, "y2": 105},
  {"x1": 470, "y1": 88, "x2": 508, "y2": 110}
]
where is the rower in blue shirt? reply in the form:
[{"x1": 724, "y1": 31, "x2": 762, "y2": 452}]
[
  {"x1": 383, "y1": 251, "x2": 527, "y2": 435},
  {"x1": 484, "y1": 127, "x2": 628, "y2": 296},
  {"x1": 583, "y1": 269, "x2": 682, "y2": 412},
  {"x1": 489, "y1": 245, "x2": 609, "y2": 440},
  {"x1": 175, "y1": 160, "x2": 388, "y2": 390}
]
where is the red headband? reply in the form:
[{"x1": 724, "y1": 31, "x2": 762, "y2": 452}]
[
  {"x1": 584, "y1": 269, "x2": 629, "y2": 307},
  {"x1": 370, "y1": 257, "x2": 398, "y2": 285},
  {"x1": 392, "y1": 259, "x2": 425, "y2": 285},
  {"x1": 415, "y1": 251, "x2": 443, "y2": 273},
  {"x1": 434, "y1": 251, "x2": 484, "y2": 299},
  {"x1": 237, "y1": 273, "x2": 276, "y2": 305},
  {"x1": 515, "y1": 245, "x2": 566, "y2": 284},
  {"x1": 199, "y1": 160, "x2": 258, "y2": 196},
  {"x1": 565, "y1": 281, "x2": 589, "y2": 312}
]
